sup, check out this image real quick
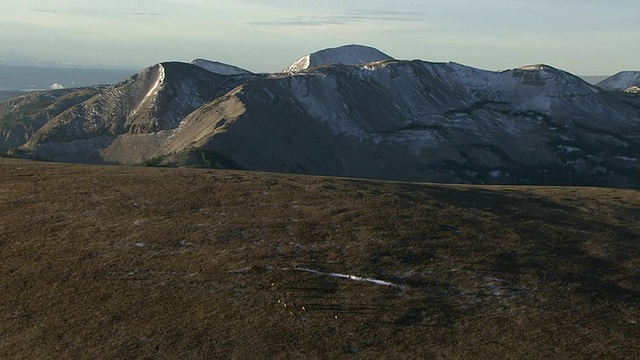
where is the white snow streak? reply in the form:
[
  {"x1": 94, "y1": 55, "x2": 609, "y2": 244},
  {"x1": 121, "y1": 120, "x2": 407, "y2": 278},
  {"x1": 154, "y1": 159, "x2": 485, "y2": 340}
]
[
  {"x1": 130, "y1": 64, "x2": 165, "y2": 117},
  {"x1": 292, "y1": 268, "x2": 405, "y2": 289},
  {"x1": 284, "y1": 55, "x2": 311, "y2": 73},
  {"x1": 143, "y1": 65, "x2": 165, "y2": 105}
]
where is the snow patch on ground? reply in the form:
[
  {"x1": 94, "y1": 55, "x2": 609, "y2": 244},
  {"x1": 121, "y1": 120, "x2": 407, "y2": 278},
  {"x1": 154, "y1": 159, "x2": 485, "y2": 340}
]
[{"x1": 292, "y1": 268, "x2": 405, "y2": 289}]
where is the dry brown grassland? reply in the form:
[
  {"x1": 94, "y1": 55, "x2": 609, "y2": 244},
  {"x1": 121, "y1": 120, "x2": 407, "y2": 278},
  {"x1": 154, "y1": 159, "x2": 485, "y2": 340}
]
[{"x1": 1, "y1": 158, "x2": 639, "y2": 358}]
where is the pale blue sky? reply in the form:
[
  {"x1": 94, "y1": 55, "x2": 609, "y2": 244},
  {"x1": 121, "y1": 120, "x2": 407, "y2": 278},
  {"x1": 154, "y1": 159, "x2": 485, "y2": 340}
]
[{"x1": 0, "y1": 0, "x2": 638, "y2": 74}]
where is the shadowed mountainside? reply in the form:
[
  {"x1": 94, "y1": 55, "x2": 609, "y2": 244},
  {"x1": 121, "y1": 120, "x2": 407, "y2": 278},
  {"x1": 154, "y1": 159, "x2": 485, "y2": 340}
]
[
  {"x1": 1, "y1": 158, "x2": 638, "y2": 358},
  {"x1": 597, "y1": 71, "x2": 640, "y2": 93}
]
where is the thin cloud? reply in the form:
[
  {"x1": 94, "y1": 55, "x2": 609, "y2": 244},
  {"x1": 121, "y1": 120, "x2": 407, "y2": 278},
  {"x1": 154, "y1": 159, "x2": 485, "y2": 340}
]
[
  {"x1": 249, "y1": 9, "x2": 422, "y2": 27},
  {"x1": 250, "y1": 18, "x2": 348, "y2": 27},
  {"x1": 29, "y1": 8, "x2": 164, "y2": 18}
]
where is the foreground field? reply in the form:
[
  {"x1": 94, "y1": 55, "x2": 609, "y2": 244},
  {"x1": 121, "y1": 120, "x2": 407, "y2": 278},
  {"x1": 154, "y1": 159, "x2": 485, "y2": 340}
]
[{"x1": 1, "y1": 158, "x2": 638, "y2": 358}]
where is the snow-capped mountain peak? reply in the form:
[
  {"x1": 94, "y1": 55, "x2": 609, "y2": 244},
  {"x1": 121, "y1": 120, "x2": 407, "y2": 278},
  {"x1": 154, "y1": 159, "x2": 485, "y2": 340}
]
[{"x1": 283, "y1": 44, "x2": 394, "y2": 73}]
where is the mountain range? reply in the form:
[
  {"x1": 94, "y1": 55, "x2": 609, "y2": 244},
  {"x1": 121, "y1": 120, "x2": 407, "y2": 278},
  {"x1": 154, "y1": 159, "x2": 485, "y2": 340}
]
[{"x1": 1, "y1": 45, "x2": 638, "y2": 188}]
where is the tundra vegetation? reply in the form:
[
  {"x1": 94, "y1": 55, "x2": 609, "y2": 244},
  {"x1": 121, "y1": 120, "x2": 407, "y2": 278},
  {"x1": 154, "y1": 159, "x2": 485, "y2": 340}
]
[{"x1": 1, "y1": 158, "x2": 638, "y2": 358}]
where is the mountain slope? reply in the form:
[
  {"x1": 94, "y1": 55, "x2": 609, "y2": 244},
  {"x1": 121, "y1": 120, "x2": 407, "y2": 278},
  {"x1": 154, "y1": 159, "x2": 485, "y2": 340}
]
[
  {"x1": 597, "y1": 71, "x2": 640, "y2": 92},
  {"x1": 284, "y1": 44, "x2": 394, "y2": 73},
  {"x1": 190, "y1": 59, "x2": 253, "y2": 75},
  {"x1": 0, "y1": 87, "x2": 103, "y2": 152},
  {"x1": 165, "y1": 61, "x2": 639, "y2": 187},
  {"x1": 18, "y1": 62, "x2": 257, "y2": 163}
]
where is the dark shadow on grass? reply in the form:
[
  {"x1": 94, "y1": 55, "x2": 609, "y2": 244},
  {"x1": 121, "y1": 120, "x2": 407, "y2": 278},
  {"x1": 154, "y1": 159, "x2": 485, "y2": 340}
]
[{"x1": 345, "y1": 181, "x2": 640, "y2": 303}]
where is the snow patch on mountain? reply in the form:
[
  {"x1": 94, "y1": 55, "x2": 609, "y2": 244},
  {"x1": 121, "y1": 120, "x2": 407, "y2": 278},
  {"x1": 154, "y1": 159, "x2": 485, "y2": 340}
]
[
  {"x1": 285, "y1": 56, "x2": 311, "y2": 74},
  {"x1": 143, "y1": 65, "x2": 165, "y2": 104},
  {"x1": 597, "y1": 71, "x2": 640, "y2": 92},
  {"x1": 130, "y1": 64, "x2": 165, "y2": 118},
  {"x1": 190, "y1": 59, "x2": 252, "y2": 75},
  {"x1": 284, "y1": 44, "x2": 394, "y2": 73},
  {"x1": 625, "y1": 86, "x2": 640, "y2": 94},
  {"x1": 519, "y1": 65, "x2": 541, "y2": 71}
]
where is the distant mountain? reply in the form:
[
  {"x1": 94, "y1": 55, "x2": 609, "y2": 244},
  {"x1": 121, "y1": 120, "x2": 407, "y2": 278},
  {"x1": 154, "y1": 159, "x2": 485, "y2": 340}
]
[
  {"x1": 2, "y1": 45, "x2": 639, "y2": 188},
  {"x1": 190, "y1": 59, "x2": 253, "y2": 75},
  {"x1": 597, "y1": 71, "x2": 640, "y2": 92},
  {"x1": 283, "y1": 44, "x2": 394, "y2": 73}
]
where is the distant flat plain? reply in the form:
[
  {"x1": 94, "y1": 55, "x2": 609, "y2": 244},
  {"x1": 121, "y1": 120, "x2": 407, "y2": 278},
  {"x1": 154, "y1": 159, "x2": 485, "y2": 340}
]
[{"x1": 0, "y1": 65, "x2": 135, "y2": 100}]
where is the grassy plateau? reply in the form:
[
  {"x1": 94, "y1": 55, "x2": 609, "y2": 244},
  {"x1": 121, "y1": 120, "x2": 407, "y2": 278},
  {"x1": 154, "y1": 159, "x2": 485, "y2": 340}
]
[{"x1": 1, "y1": 158, "x2": 639, "y2": 358}]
